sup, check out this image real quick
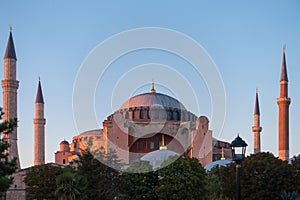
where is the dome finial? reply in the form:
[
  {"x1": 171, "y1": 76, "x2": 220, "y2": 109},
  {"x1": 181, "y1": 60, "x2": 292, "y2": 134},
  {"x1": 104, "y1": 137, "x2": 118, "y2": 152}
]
[
  {"x1": 150, "y1": 80, "x2": 156, "y2": 93},
  {"x1": 221, "y1": 147, "x2": 225, "y2": 160},
  {"x1": 159, "y1": 134, "x2": 167, "y2": 150}
]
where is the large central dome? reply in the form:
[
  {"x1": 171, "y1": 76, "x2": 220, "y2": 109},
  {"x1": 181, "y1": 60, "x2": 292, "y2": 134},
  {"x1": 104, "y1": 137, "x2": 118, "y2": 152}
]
[{"x1": 120, "y1": 92, "x2": 186, "y2": 110}]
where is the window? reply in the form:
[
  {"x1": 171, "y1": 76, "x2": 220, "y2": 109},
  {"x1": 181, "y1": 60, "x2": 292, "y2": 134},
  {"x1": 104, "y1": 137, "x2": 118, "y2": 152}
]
[
  {"x1": 63, "y1": 159, "x2": 66, "y2": 164},
  {"x1": 96, "y1": 136, "x2": 102, "y2": 140},
  {"x1": 154, "y1": 137, "x2": 159, "y2": 149},
  {"x1": 137, "y1": 142, "x2": 143, "y2": 150},
  {"x1": 140, "y1": 109, "x2": 144, "y2": 119},
  {"x1": 146, "y1": 140, "x2": 151, "y2": 149},
  {"x1": 150, "y1": 141, "x2": 154, "y2": 149}
]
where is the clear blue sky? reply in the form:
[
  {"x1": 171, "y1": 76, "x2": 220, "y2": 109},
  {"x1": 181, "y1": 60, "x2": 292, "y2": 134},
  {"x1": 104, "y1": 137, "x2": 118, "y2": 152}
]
[{"x1": 0, "y1": 1, "x2": 299, "y2": 168}]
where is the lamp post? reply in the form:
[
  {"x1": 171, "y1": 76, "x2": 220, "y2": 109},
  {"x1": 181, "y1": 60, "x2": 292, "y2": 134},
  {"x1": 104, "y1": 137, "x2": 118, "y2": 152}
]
[{"x1": 230, "y1": 134, "x2": 248, "y2": 200}]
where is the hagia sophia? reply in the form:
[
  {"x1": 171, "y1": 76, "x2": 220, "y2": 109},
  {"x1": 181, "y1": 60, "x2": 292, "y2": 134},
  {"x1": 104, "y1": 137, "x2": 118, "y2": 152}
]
[
  {"x1": 0, "y1": 28, "x2": 293, "y2": 199},
  {"x1": 55, "y1": 82, "x2": 232, "y2": 168}
]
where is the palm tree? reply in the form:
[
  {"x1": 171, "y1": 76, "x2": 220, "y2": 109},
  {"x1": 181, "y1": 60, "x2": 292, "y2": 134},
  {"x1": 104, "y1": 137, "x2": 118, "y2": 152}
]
[{"x1": 55, "y1": 171, "x2": 86, "y2": 200}]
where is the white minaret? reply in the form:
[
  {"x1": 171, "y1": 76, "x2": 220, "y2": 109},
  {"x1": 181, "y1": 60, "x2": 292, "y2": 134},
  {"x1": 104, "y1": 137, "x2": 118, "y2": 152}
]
[
  {"x1": 1, "y1": 27, "x2": 20, "y2": 169},
  {"x1": 34, "y1": 78, "x2": 46, "y2": 165}
]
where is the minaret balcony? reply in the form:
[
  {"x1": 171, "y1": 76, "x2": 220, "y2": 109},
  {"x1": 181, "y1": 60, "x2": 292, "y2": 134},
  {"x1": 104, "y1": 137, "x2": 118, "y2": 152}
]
[{"x1": 252, "y1": 126, "x2": 262, "y2": 132}]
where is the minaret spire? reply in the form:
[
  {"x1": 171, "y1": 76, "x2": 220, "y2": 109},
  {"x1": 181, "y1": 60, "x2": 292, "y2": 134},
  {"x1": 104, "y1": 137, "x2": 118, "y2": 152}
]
[
  {"x1": 4, "y1": 26, "x2": 17, "y2": 60},
  {"x1": 280, "y1": 45, "x2": 288, "y2": 82},
  {"x1": 2, "y1": 28, "x2": 20, "y2": 169},
  {"x1": 254, "y1": 88, "x2": 260, "y2": 115},
  {"x1": 277, "y1": 45, "x2": 291, "y2": 160},
  {"x1": 35, "y1": 77, "x2": 44, "y2": 103},
  {"x1": 252, "y1": 88, "x2": 262, "y2": 153},
  {"x1": 34, "y1": 77, "x2": 46, "y2": 165}
]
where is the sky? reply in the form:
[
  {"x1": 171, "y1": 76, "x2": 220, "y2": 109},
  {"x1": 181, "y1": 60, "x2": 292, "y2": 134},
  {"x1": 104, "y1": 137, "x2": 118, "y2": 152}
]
[{"x1": 0, "y1": 1, "x2": 299, "y2": 168}]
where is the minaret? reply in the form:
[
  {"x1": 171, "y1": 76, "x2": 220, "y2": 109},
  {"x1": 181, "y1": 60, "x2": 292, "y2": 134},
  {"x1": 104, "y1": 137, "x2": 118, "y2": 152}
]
[
  {"x1": 252, "y1": 88, "x2": 262, "y2": 153},
  {"x1": 277, "y1": 46, "x2": 291, "y2": 161},
  {"x1": 34, "y1": 78, "x2": 46, "y2": 165},
  {"x1": 1, "y1": 27, "x2": 20, "y2": 169}
]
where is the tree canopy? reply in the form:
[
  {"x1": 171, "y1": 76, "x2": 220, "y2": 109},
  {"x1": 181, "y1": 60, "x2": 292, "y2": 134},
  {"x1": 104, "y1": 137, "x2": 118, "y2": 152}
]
[
  {"x1": 155, "y1": 156, "x2": 207, "y2": 200},
  {"x1": 76, "y1": 150, "x2": 124, "y2": 200},
  {"x1": 55, "y1": 169, "x2": 86, "y2": 200},
  {"x1": 213, "y1": 152, "x2": 300, "y2": 200},
  {"x1": 24, "y1": 164, "x2": 64, "y2": 200},
  {"x1": 123, "y1": 160, "x2": 158, "y2": 200},
  {"x1": 0, "y1": 107, "x2": 17, "y2": 196}
]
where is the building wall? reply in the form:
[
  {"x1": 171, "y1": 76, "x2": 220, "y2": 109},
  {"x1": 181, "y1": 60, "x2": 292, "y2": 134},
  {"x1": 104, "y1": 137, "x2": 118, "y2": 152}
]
[
  {"x1": 5, "y1": 189, "x2": 26, "y2": 200},
  {"x1": 55, "y1": 151, "x2": 73, "y2": 165},
  {"x1": 5, "y1": 169, "x2": 27, "y2": 200}
]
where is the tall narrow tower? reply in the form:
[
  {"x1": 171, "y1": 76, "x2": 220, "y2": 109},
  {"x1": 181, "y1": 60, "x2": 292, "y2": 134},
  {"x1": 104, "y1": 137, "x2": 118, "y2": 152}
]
[
  {"x1": 252, "y1": 88, "x2": 262, "y2": 153},
  {"x1": 277, "y1": 46, "x2": 291, "y2": 161},
  {"x1": 34, "y1": 78, "x2": 46, "y2": 165},
  {"x1": 1, "y1": 27, "x2": 20, "y2": 169}
]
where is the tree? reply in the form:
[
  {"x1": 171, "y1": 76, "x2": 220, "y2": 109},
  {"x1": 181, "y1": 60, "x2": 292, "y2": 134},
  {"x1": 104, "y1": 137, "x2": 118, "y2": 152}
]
[
  {"x1": 219, "y1": 152, "x2": 300, "y2": 200},
  {"x1": 76, "y1": 150, "x2": 124, "y2": 200},
  {"x1": 292, "y1": 154, "x2": 300, "y2": 172},
  {"x1": 123, "y1": 160, "x2": 158, "y2": 200},
  {"x1": 155, "y1": 156, "x2": 207, "y2": 200},
  {"x1": 55, "y1": 169, "x2": 86, "y2": 200},
  {"x1": 243, "y1": 152, "x2": 300, "y2": 199},
  {"x1": 206, "y1": 166, "x2": 232, "y2": 200},
  {"x1": 24, "y1": 164, "x2": 64, "y2": 200},
  {"x1": 0, "y1": 107, "x2": 17, "y2": 196}
]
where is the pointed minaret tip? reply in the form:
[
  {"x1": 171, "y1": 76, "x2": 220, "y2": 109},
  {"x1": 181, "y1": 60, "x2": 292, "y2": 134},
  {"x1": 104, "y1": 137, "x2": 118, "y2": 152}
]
[
  {"x1": 254, "y1": 88, "x2": 260, "y2": 115},
  {"x1": 35, "y1": 77, "x2": 44, "y2": 103},
  {"x1": 4, "y1": 26, "x2": 17, "y2": 60},
  {"x1": 280, "y1": 45, "x2": 288, "y2": 82}
]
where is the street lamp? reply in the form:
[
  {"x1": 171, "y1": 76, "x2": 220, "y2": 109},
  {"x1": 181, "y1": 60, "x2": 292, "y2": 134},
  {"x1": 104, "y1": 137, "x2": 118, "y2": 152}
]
[{"x1": 230, "y1": 134, "x2": 248, "y2": 200}]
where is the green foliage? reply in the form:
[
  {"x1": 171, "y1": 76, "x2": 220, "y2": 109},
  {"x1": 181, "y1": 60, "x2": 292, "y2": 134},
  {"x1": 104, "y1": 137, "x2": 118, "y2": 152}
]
[
  {"x1": 24, "y1": 164, "x2": 64, "y2": 200},
  {"x1": 155, "y1": 156, "x2": 207, "y2": 200},
  {"x1": 206, "y1": 166, "x2": 232, "y2": 200},
  {"x1": 0, "y1": 141, "x2": 17, "y2": 196},
  {"x1": 215, "y1": 163, "x2": 236, "y2": 199},
  {"x1": 123, "y1": 160, "x2": 158, "y2": 200},
  {"x1": 241, "y1": 152, "x2": 300, "y2": 199},
  {"x1": 218, "y1": 152, "x2": 300, "y2": 200},
  {"x1": 76, "y1": 150, "x2": 124, "y2": 200},
  {"x1": 55, "y1": 168, "x2": 87, "y2": 200},
  {"x1": 0, "y1": 107, "x2": 17, "y2": 196}
]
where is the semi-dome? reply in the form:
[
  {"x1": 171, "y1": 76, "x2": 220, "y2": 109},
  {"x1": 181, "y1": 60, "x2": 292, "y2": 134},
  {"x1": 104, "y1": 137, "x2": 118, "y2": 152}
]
[
  {"x1": 80, "y1": 129, "x2": 103, "y2": 135},
  {"x1": 204, "y1": 159, "x2": 232, "y2": 171},
  {"x1": 120, "y1": 92, "x2": 186, "y2": 111},
  {"x1": 141, "y1": 149, "x2": 180, "y2": 169}
]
